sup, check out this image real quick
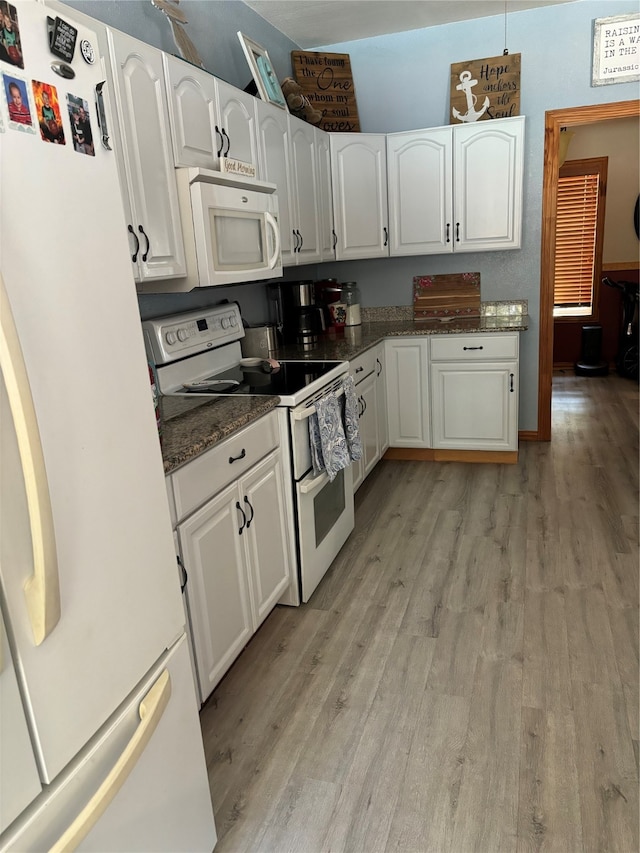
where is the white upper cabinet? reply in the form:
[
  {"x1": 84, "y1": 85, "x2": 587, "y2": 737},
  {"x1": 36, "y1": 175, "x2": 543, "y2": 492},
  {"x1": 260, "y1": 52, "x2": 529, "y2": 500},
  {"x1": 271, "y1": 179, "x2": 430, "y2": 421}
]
[
  {"x1": 163, "y1": 54, "x2": 218, "y2": 169},
  {"x1": 290, "y1": 117, "x2": 321, "y2": 264},
  {"x1": 256, "y1": 101, "x2": 296, "y2": 264},
  {"x1": 163, "y1": 55, "x2": 259, "y2": 172},
  {"x1": 330, "y1": 133, "x2": 389, "y2": 260},
  {"x1": 454, "y1": 116, "x2": 524, "y2": 251},
  {"x1": 257, "y1": 106, "x2": 329, "y2": 266},
  {"x1": 215, "y1": 78, "x2": 260, "y2": 170},
  {"x1": 387, "y1": 116, "x2": 525, "y2": 256},
  {"x1": 107, "y1": 30, "x2": 186, "y2": 281},
  {"x1": 315, "y1": 128, "x2": 336, "y2": 261},
  {"x1": 387, "y1": 126, "x2": 452, "y2": 255}
]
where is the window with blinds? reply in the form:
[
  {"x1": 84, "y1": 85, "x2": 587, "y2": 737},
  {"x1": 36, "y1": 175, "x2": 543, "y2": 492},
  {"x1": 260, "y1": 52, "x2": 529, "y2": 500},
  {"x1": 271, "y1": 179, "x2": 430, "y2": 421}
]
[{"x1": 553, "y1": 157, "x2": 608, "y2": 319}]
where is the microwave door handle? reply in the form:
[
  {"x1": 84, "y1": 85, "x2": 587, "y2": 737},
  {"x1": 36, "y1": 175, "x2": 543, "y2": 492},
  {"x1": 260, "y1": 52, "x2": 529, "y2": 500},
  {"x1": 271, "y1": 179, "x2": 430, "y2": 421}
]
[{"x1": 265, "y1": 212, "x2": 281, "y2": 269}]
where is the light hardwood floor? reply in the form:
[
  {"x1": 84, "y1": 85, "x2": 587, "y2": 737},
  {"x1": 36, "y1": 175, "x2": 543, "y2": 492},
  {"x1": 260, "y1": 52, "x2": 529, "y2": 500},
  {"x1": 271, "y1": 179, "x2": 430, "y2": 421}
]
[{"x1": 200, "y1": 372, "x2": 639, "y2": 853}]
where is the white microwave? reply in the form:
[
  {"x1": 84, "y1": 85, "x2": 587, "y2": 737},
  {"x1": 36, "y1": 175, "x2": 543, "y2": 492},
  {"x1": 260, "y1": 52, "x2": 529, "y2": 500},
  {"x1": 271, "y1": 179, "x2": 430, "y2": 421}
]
[{"x1": 173, "y1": 168, "x2": 282, "y2": 290}]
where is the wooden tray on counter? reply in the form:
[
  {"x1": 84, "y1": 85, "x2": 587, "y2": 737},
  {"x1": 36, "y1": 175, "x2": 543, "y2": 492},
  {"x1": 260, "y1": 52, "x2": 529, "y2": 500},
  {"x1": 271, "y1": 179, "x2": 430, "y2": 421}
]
[{"x1": 413, "y1": 272, "x2": 481, "y2": 320}]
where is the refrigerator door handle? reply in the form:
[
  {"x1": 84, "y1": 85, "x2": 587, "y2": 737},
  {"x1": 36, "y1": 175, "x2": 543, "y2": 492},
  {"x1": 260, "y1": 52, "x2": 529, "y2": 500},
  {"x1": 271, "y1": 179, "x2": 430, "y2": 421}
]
[
  {"x1": 0, "y1": 274, "x2": 60, "y2": 646},
  {"x1": 49, "y1": 669, "x2": 172, "y2": 853}
]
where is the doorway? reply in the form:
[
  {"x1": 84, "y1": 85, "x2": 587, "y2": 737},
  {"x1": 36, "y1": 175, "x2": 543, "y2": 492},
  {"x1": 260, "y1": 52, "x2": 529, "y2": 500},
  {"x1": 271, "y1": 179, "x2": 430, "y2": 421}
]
[{"x1": 537, "y1": 99, "x2": 640, "y2": 440}]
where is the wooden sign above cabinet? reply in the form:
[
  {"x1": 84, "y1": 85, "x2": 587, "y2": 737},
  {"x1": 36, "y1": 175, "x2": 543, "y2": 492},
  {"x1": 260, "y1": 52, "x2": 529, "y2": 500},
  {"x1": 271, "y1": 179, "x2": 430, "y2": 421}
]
[
  {"x1": 450, "y1": 53, "x2": 521, "y2": 123},
  {"x1": 291, "y1": 50, "x2": 360, "y2": 132}
]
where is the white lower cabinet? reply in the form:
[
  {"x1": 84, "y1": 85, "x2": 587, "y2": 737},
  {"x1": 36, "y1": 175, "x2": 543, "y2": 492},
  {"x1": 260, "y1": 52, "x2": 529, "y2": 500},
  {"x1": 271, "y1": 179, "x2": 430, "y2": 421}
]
[
  {"x1": 385, "y1": 338, "x2": 431, "y2": 448},
  {"x1": 349, "y1": 348, "x2": 381, "y2": 492},
  {"x1": 170, "y1": 414, "x2": 292, "y2": 704},
  {"x1": 429, "y1": 333, "x2": 519, "y2": 451},
  {"x1": 375, "y1": 343, "x2": 389, "y2": 456}
]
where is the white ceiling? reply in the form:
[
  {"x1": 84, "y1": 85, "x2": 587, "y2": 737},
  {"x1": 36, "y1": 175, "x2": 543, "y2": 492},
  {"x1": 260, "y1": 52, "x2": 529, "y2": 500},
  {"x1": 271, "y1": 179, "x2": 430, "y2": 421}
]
[{"x1": 243, "y1": 0, "x2": 576, "y2": 48}]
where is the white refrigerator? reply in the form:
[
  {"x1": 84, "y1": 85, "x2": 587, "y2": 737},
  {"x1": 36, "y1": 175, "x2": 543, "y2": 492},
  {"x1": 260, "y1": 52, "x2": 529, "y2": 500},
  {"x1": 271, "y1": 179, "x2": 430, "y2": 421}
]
[{"x1": 0, "y1": 2, "x2": 216, "y2": 849}]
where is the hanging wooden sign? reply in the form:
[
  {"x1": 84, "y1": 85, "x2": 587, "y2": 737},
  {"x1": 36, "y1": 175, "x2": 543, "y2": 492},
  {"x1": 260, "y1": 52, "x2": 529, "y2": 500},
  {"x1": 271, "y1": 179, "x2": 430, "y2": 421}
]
[
  {"x1": 450, "y1": 53, "x2": 521, "y2": 124},
  {"x1": 291, "y1": 50, "x2": 360, "y2": 132}
]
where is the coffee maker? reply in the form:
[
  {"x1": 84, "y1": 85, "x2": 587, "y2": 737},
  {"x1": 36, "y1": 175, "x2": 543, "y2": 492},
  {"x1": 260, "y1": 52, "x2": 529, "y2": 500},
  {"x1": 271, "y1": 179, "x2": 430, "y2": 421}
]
[{"x1": 268, "y1": 281, "x2": 325, "y2": 350}]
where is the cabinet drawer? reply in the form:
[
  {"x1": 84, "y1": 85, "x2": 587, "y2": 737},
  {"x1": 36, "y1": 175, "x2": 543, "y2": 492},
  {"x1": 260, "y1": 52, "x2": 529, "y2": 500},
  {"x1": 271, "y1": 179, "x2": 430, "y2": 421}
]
[
  {"x1": 171, "y1": 411, "x2": 278, "y2": 521},
  {"x1": 350, "y1": 347, "x2": 377, "y2": 383},
  {"x1": 430, "y1": 333, "x2": 518, "y2": 361}
]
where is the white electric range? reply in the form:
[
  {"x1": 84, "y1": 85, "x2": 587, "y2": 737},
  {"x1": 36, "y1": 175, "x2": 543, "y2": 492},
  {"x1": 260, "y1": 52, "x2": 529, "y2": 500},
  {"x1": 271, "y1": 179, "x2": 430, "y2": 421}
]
[{"x1": 143, "y1": 304, "x2": 355, "y2": 604}]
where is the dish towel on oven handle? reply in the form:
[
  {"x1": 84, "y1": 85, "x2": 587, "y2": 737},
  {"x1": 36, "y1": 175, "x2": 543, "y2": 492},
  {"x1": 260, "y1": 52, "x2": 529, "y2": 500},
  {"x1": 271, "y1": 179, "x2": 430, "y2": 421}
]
[
  {"x1": 342, "y1": 375, "x2": 362, "y2": 462},
  {"x1": 308, "y1": 391, "x2": 350, "y2": 481},
  {"x1": 308, "y1": 377, "x2": 363, "y2": 481}
]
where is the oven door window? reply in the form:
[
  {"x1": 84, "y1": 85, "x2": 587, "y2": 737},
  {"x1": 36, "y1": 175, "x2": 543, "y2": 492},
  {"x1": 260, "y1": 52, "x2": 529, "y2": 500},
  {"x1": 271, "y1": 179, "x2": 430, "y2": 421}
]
[
  {"x1": 313, "y1": 469, "x2": 346, "y2": 547},
  {"x1": 210, "y1": 209, "x2": 266, "y2": 270}
]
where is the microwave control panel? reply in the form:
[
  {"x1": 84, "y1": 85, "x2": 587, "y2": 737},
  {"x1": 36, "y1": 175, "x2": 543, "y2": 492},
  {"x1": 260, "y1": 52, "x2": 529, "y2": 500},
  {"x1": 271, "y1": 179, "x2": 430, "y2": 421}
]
[{"x1": 143, "y1": 304, "x2": 244, "y2": 364}]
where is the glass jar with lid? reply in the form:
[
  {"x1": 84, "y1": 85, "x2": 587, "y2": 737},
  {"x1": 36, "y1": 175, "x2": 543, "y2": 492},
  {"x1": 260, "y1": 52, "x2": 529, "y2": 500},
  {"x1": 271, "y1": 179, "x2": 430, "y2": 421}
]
[{"x1": 340, "y1": 281, "x2": 361, "y2": 326}]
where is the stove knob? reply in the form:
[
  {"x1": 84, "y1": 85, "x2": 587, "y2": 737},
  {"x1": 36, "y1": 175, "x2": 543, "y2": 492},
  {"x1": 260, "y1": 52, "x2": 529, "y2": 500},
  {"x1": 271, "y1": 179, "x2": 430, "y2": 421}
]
[
  {"x1": 177, "y1": 328, "x2": 189, "y2": 342},
  {"x1": 221, "y1": 317, "x2": 230, "y2": 329},
  {"x1": 229, "y1": 315, "x2": 238, "y2": 327},
  {"x1": 165, "y1": 331, "x2": 177, "y2": 345}
]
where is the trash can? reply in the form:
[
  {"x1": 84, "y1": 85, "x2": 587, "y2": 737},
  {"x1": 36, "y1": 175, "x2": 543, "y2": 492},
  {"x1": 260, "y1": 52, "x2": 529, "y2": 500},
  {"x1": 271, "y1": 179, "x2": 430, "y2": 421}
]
[{"x1": 574, "y1": 324, "x2": 609, "y2": 376}]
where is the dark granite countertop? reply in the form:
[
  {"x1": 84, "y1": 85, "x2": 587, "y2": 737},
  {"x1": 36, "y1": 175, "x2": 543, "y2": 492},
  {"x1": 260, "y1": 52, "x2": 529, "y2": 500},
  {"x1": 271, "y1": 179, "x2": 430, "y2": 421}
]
[
  {"x1": 271, "y1": 312, "x2": 529, "y2": 363},
  {"x1": 161, "y1": 305, "x2": 528, "y2": 475},
  {"x1": 160, "y1": 394, "x2": 279, "y2": 474}
]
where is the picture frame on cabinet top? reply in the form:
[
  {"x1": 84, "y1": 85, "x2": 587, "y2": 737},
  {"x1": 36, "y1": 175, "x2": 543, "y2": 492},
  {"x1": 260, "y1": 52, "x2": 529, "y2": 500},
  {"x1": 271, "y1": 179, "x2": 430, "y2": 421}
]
[{"x1": 237, "y1": 31, "x2": 288, "y2": 110}]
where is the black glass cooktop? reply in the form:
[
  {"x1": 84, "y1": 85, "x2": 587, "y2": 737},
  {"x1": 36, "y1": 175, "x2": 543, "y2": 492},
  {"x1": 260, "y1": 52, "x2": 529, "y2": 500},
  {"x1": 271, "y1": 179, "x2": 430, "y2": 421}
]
[{"x1": 181, "y1": 360, "x2": 340, "y2": 396}]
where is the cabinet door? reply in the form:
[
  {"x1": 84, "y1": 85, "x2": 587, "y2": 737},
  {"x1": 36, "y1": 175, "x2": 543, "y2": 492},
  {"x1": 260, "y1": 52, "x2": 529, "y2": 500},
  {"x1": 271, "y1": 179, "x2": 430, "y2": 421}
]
[
  {"x1": 291, "y1": 118, "x2": 321, "y2": 264},
  {"x1": 375, "y1": 343, "x2": 389, "y2": 456},
  {"x1": 257, "y1": 102, "x2": 296, "y2": 265},
  {"x1": 107, "y1": 30, "x2": 186, "y2": 280},
  {"x1": 453, "y1": 116, "x2": 525, "y2": 251},
  {"x1": 163, "y1": 53, "x2": 217, "y2": 169},
  {"x1": 241, "y1": 451, "x2": 292, "y2": 628},
  {"x1": 316, "y1": 128, "x2": 335, "y2": 261},
  {"x1": 215, "y1": 79, "x2": 259, "y2": 171},
  {"x1": 387, "y1": 127, "x2": 453, "y2": 255},
  {"x1": 177, "y1": 483, "x2": 252, "y2": 702},
  {"x1": 330, "y1": 133, "x2": 389, "y2": 260},
  {"x1": 359, "y1": 371, "x2": 379, "y2": 483},
  {"x1": 430, "y1": 361, "x2": 518, "y2": 450},
  {"x1": 385, "y1": 339, "x2": 430, "y2": 447}
]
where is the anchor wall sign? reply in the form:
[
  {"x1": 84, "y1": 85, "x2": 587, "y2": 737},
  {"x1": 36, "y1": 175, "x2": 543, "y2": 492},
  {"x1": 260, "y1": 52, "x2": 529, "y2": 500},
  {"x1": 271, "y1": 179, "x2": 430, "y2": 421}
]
[{"x1": 450, "y1": 53, "x2": 521, "y2": 124}]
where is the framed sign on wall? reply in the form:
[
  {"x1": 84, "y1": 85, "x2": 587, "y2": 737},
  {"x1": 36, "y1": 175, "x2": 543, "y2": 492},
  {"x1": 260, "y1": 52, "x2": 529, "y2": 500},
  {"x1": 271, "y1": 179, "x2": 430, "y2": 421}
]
[
  {"x1": 291, "y1": 51, "x2": 360, "y2": 132},
  {"x1": 592, "y1": 13, "x2": 640, "y2": 86},
  {"x1": 450, "y1": 53, "x2": 521, "y2": 123}
]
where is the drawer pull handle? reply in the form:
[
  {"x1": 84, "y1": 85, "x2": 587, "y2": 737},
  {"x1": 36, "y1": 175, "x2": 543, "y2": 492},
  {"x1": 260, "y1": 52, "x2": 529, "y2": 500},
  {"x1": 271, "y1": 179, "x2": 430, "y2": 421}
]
[
  {"x1": 463, "y1": 346, "x2": 483, "y2": 351},
  {"x1": 510, "y1": 373, "x2": 515, "y2": 392},
  {"x1": 355, "y1": 366, "x2": 364, "y2": 373},
  {"x1": 229, "y1": 448, "x2": 246, "y2": 464},
  {"x1": 243, "y1": 496, "x2": 255, "y2": 529},
  {"x1": 235, "y1": 501, "x2": 247, "y2": 535}
]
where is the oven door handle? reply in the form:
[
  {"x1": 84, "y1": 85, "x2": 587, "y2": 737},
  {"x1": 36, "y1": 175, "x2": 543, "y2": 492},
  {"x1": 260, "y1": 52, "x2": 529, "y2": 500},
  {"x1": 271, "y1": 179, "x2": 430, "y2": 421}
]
[
  {"x1": 299, "y1": 469, "x2": 331, "y2": 495},
  {"x1": 293, "y1": 386, "x2": 346, "y2": 421}
]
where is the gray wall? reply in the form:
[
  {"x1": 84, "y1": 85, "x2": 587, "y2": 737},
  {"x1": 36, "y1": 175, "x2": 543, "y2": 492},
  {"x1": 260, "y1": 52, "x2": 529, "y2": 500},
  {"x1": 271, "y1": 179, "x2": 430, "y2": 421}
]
[{"x1": 64, "y1": 0, "x2": 640, "y2": 430}]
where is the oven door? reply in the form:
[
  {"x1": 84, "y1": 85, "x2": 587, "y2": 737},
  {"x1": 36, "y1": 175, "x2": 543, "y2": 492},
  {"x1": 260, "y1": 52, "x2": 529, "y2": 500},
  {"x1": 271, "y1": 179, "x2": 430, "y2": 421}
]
[{"x1": 296, "y1": 464, "x2": 354, "y2": 603}]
